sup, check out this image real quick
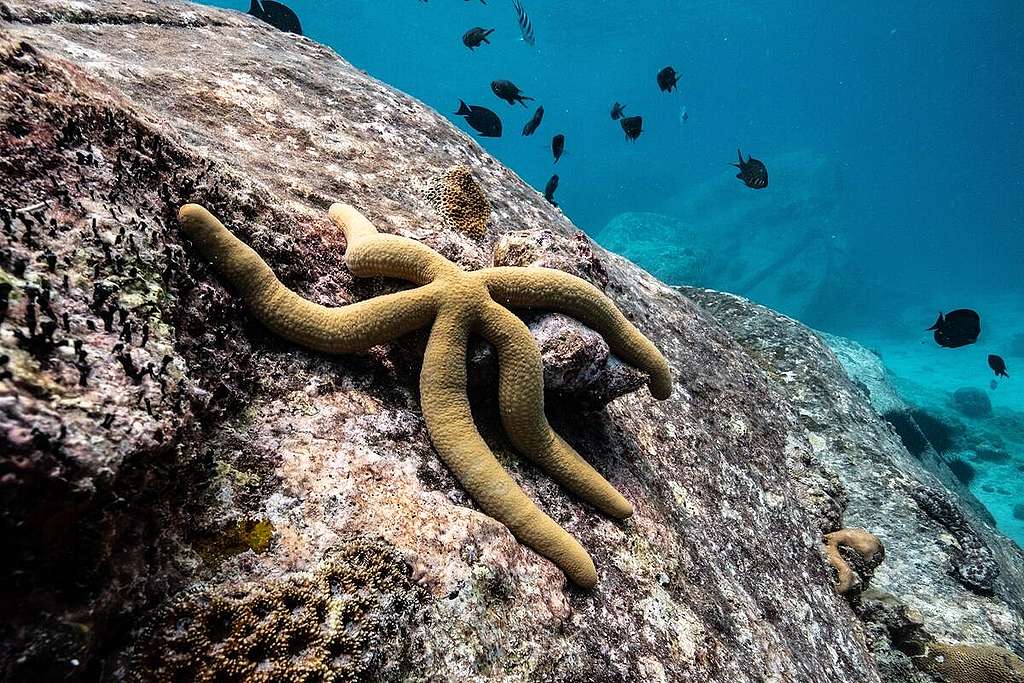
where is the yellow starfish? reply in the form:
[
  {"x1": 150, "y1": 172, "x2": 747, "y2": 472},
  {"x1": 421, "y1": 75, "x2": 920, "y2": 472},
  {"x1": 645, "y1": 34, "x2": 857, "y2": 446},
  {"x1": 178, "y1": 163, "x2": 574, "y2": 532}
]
[{"x1": 178, "y1": 202, "x2": 672, "y2": 587}]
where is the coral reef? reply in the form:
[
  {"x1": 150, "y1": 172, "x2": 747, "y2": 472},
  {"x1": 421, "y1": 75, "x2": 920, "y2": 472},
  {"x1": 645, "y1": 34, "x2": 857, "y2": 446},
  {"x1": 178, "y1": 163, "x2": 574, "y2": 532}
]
[
  {"x1": 126, "y1": 537, "x2": 425, "y2": 682},
  {"x1": 910, "y1": 485, "x2": 998, "y2": 595},
  {"x1": 917, "y1": 642, "x2": 1024, "y2": 683},
  {"x1": 823, "y1": 528, "x2": 885, "y2": 595},
  {"x1": 179, "y1": 202, "x2": 671, "y2": 587},
  {"x1": 424, "y1": 165, "x2": 491, "y2": 239}
]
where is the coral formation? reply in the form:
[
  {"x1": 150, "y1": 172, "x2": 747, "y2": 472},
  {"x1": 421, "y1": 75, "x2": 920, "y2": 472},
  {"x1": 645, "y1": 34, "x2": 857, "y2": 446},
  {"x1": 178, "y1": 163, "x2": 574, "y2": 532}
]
[
  {"x1": 128, "y1": 537, "x2": 424, "y2": 682},
  {"x1": 823, "y1": 528, "x2": 885, "y2": 595},
  {"x1": 910, "y1": 485, "x2": 999, "y2": 594},
  {"x1": 424, "y1": 165, "x2": 491, "y2": 239},
  {"x1": 917, "y1": 642, "x2": 1024, "y2": 683},
  {"x1": 178, "y1": 202, "x2": 672, "y2": 587}
]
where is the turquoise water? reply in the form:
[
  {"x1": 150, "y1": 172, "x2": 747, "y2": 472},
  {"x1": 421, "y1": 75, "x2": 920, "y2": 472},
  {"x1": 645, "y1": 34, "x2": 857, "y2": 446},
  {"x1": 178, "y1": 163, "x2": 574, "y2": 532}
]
[{"x1": 202, "y1": 1, "x2": 1023, "y2": 543}]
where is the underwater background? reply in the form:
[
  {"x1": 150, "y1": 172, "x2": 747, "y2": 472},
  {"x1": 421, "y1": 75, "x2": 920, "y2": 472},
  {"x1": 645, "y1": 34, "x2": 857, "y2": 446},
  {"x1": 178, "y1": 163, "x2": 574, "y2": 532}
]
[{"x1": 202, "y1": 1, "x2": 1024, "y2": 544}]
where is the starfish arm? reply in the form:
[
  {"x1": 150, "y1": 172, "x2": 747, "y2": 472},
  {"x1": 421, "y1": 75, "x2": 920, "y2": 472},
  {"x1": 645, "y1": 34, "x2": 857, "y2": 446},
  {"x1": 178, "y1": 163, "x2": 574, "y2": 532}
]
[
  {"x1": 328, "y1": 203, "x2": 457, "y2": 285},
  {"x1": 179, "y1": 204, "x2": 441, "y2": 352},
  {"x1": 420, "y1": 310, "x2": 599, "y2": 587},
  {"x1": 477, "y1": 302, "x2": 634, "y2": 519},
  {"x1": 480, "y1": 267, "x2": 672, "y2": 399}
]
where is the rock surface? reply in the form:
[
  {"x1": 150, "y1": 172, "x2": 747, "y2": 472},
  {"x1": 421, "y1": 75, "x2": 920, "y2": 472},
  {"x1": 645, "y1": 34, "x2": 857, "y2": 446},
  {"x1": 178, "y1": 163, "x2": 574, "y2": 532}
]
[
  {"x1": 0, "y1": 2, "x2": 1020, "y2": 682},
  {"x1": 682, "y1": 287, "x2": 1024, "y2": 681}
]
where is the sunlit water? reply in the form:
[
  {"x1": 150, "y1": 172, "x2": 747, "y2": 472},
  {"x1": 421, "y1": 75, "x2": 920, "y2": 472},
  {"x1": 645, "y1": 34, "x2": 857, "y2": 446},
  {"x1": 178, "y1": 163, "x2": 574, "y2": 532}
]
[{"x1": 199, "y1": 0, "x2": 1024, "y2": 544}]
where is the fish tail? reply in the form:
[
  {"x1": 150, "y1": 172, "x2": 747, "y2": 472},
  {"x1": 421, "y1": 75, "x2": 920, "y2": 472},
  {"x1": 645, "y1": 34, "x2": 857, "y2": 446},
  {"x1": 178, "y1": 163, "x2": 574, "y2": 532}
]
[
  {"x1": 455, "y1": 100, "x2": 471, "y2": 116},
  {"x1": 926, "y1": 312, "x2": 944, "y2": 331}
]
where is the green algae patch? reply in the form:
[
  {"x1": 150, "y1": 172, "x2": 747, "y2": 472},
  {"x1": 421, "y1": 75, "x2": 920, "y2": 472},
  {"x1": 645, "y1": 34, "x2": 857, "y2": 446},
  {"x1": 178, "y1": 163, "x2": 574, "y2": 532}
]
[{"x1": 195, "y1": 518, "x2": 275, "y2": 566}]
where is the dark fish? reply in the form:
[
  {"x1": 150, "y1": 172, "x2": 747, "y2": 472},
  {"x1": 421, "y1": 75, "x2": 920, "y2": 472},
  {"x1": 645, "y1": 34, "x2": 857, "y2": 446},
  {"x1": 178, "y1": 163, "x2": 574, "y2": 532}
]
[
  {"x1": 544, "y1": 174, "x2": 559, "y2": 206},
  {"x1": 733, "y1": 149, "x2": 768, "y2": 189},
  {"x1": 926, "y1": 309, "x2": 981, "y2": 348},
  {"x1": 463, "y1": 27, "x2": 494, "y2": 50},
  {"x1": 248, "y1": 0, "x2": 302, "y2": 35},
  {"x1": 491, "y1": 80, "x2": 534, "y2": 107},
  {"x1": 988, "y1": 354, "x2": 1009, "y2": 377},
  {"x1": 610, "y1": 102, "x2": 626, "y2": 120},
  {"x1": 621, "y1": 115, "x2": 643, "y2": 142},
  {"x1": 657, "y1": 66, "x2": 679, "y2": 92},
  {"x1": 551, "y1": 133, "x2": 565, "y2": 162},
  {"x1": 455, "y1": 100, "x2": 502, "y2": 137},
  {"x1": 522, "y1": 106, "x2": 544, "y2": 136},
  {"x1": 513, "y1": 0, "x2": 535, "y2": 46}
]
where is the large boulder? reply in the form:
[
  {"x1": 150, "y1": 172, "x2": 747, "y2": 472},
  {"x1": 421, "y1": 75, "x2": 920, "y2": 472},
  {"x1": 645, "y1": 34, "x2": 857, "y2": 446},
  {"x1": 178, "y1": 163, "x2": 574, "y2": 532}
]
[
  {"x1": 1, "y1": 2, "x2": 1021, "y2": 682},
  {"x1": 598, "y1": 151, "x2": 851, "y2": 327},
  {"x1": 682, "y1": 287, "x2": 1024, "y2": 680},
  {"x1": 592, "y1": 212, "x2": 710, "y2": 286}
]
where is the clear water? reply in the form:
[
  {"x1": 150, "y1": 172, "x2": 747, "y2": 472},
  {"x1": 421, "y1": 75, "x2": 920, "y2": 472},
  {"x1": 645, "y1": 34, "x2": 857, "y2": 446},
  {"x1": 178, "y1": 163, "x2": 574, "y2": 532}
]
[{"x1": 201, "y1": 1, "x2": 1024, "y2": 544}]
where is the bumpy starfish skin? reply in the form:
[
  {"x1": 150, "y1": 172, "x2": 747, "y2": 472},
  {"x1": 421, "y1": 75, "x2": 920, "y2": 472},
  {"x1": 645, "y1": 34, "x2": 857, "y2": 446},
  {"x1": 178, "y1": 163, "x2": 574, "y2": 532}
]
[{"x1": 178, "y1": 202, "x2": 672, "y2": 587}]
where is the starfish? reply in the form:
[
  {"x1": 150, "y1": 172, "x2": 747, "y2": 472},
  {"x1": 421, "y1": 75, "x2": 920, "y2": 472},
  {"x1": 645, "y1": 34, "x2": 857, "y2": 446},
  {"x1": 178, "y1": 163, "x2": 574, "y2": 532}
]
[{"x1": 178, "y1": 202, "x2": 672, "y2": 587}]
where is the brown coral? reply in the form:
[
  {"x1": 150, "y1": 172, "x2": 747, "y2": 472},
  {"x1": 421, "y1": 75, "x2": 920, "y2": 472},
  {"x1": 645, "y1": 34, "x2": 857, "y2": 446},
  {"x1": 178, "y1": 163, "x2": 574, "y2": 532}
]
[
  {"x1": 918, "y1": 642, "x2": 1024, "y2": 683},
  {"x1": 128, "y1": 537, "x2": 424, "y2": 683},
  {"x1": 823, "y1": 528, "x2": 884, "y2": 595},
  {"x1": 424, "y1": 165, "x2": 491, "y2": 239}
]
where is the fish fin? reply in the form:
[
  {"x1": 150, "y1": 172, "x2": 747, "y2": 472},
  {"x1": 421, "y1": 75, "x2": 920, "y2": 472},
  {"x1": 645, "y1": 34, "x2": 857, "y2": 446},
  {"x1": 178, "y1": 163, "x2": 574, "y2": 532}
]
[
  {"x1": 455, "y1": 100, "x2": 471, "y2": 116},
  {"x1": 735, "y1": 171, "x2": 743, "y2": 179},
  {"x1": 248, "y1": 0, "x2": 263, "y2": 17},
  {"x1": 737, "y1": 149, "x2": 744, "y2": 165},
  {"x1": 926, "y1": 312, "x2": 944, "y2": 331}
]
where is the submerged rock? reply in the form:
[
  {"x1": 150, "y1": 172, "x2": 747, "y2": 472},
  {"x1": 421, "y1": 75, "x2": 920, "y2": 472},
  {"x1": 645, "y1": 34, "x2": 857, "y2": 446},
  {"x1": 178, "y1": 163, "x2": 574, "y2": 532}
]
[
  {"x1": 1, "y1": 2, "x2": 1021, "y2": 681},
  {"x1": 953, "y1": 387, "x2": 993, "y2": 419}
]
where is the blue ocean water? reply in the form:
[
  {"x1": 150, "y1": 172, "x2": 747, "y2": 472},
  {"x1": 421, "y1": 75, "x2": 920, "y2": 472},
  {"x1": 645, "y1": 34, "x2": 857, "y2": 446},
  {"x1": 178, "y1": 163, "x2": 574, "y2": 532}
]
[{"x1": 202, "y1": 1, "x2": 1024, "y2": 543}]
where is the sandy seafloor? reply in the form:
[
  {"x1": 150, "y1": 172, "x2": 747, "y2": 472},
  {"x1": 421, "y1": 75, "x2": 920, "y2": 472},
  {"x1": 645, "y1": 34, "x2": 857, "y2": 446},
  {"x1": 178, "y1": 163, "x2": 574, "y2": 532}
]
[{"x1": 850, "y1": 293, "x2": 1024, "y2": 547}]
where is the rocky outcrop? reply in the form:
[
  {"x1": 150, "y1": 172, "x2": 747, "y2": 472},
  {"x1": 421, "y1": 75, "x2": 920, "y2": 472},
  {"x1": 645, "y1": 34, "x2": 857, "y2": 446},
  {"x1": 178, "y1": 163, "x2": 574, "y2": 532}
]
[
  {"x1": 599, "y1": 151, "x2": 853, "y2": 328},
  {"x1": 0, "y1": 1, "x2": 1019, "y2": 682},
  {"x1": 682, "y1": 287, "x2": 1024, "y2": 682}
]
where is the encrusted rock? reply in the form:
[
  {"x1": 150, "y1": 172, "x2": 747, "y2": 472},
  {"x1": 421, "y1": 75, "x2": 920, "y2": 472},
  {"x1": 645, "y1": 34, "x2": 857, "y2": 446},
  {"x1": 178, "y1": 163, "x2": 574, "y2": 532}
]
[
  {"x1": 909, "y1": 485, "x2": 999, "y2": 595},
  {"x1": 124, "y1": 537, "x2": 425, "y2": 683}
]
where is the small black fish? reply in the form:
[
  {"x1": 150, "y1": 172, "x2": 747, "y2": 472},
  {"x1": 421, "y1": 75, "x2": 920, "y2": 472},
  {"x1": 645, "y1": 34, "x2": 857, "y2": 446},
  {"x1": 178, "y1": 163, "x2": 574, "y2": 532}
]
[
  {"x1": 491, "y1": 79, "x2": 534, "y2": 107},
  {"x1": 522, "y1": 106, "x2": 544, "y2": 136},
  {"x1": 989, "y1": 354, "x2": 1009, "y2": 377},
  {"x1": 248, "y1": 0, "x2": 302, "y2": 35},
  {"x1": 544, "y1": 174, "x2": 559, "y2": 206},
  {"x1": 463, "y1": 27, "x2": 494, "y2": 50},
  {"x1": 657, "y1": 66, "x2": 679, "y2": 92},
  {"x1": 610, "y1": 102, "x2": 626, "y2": 120},
  {"x1": 733, "y1": 149, "x2": 768, "y2": 189},
  {"x1": 621, "y1": 115, "x2": 643, "y2": 142},
  {"x1": 551, "y1": 133, "x2": 565, "y2": 162},
  {"x1": 926, "y1": 309, "x2": 981, "y2": 348},
  {"x1": 455, "y1": 100, "x2": 502, "y2": 137}
]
